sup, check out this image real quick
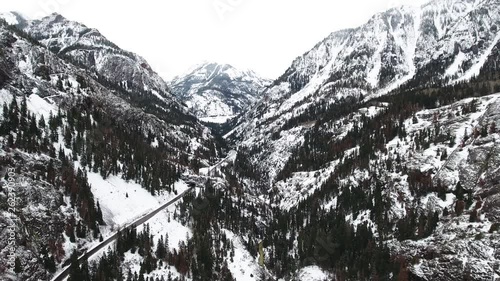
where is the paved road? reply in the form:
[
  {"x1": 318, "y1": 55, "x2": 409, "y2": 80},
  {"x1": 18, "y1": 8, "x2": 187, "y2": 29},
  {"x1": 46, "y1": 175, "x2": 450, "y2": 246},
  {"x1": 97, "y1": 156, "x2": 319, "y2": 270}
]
[{"x1": 51, "y1": 186, "x2": 194, "y2": 281}]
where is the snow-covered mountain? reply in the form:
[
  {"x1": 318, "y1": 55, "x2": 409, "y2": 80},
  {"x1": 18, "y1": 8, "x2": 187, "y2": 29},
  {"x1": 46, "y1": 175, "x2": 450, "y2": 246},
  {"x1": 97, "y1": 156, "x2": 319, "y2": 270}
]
[
  {"x1": 227, "y1": 0, "x2": 500, "y2": 180},
  {"x1": 7, "y1": 12, "x2": 181, "y2": 110},
  {"x1": 0, "y1": 12, "x2": 28, "y2": 28},
  {"x1": 170, "y1": 62, "x2": 270, "y2": 123}
]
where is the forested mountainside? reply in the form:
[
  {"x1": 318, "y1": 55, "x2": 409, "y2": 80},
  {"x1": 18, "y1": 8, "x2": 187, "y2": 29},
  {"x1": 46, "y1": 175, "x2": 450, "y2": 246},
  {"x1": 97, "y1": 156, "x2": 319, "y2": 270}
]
[
  {"x1": 219, "y1": 0, "x2": 500, "y2": 279},
  {"x1": 170, "y1": 62, "x2": 270, "y2": 123},
  {"x1": 0, "y1": 16, "x2": 225, "y2": 281},
  {"x1": 1, "y1": 0, "x2": 500, "y2": 280}
]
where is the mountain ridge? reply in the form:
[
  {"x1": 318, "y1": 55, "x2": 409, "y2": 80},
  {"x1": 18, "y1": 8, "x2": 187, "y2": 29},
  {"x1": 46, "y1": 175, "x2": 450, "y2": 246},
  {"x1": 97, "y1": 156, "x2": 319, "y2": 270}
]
[{"x1": 6, "y1": 12, "x2": 187, "y2": 113}]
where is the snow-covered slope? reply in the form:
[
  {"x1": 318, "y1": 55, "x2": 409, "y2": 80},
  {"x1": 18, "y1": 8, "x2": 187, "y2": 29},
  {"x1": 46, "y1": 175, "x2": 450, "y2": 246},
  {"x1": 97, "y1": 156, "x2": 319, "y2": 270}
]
[
  {"x1": 170, "y1": 62, "x2": 270, "y2": 121},
  {"x1": 382, "y1": 93, "x2": 500, "y2": 280}
]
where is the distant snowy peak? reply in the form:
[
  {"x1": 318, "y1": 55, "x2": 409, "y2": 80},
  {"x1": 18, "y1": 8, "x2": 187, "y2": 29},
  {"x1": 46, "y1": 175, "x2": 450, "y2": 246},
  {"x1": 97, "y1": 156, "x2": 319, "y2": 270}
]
[
  {"x1": 171, "y1": 62, "x2": 270, "y2": 121},
  {"x1": 174, "y1": 62, "x2": 268, "y2": 90},
  {"x1": 0, "y1": 11, "x2": 28, "y2": 28}
]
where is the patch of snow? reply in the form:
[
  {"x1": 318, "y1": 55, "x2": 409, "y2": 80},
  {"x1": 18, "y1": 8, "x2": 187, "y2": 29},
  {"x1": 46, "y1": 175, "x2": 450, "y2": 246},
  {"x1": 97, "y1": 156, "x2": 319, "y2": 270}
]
[
  {"x1": 141, "y1": 209, "x2": 192, "y2": 252},
  {"x1": 27, "y1": 93, "x2": 57, "y2": 120},
  {"x1": 445, "y1": 52, "x2": 466, "y2": 77},
  {"x1": 366, "y1": 23, "x2": 387, "y2": 88},
  {"x1": 200, "y1": 115, "x2": 236, "y2": 124},
  {"x1": 295, "y1": 266, "x2": 330, "y2": 281},
  {"x1": 223, "y1": 229, "x2": 262, "y2": 281},
  {"x1": 0, "y1": 12, "x2": 19, "y2": 25},
  {"x1": 151, "y1": 90, "x2": 166, "y2": 102},
  {"x1": 87, "y1": 172, "x2": 188, "y2": 228},
  {"x1": 18, "y1": 56, "x2": 34, "y2": 77},
  {"x1": 151, "y1": 138, "x2": 159, "y2": 148},
  {"x1": 0, "y1": 89, "x2": 13, "y2": 116},
  {"x1": 122, "y1": 251, "x2": 187, "y2": 281},
  {"x1": 190, "y1": 138, "x2": 202, "y2": 152},
  {"x1": 350, "y1": 210, "x2": 374, "y2": 231}
]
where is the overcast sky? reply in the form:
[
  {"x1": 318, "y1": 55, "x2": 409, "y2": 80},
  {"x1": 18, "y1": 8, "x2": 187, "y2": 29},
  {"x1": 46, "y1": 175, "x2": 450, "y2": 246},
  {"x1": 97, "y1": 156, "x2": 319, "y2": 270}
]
[{"x1": 1, "y1": 0, "x2": 427, "y2": 80}]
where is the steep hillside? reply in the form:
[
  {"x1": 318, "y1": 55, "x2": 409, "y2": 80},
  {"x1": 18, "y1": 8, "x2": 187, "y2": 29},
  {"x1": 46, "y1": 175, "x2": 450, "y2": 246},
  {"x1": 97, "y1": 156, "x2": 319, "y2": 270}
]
[
  {"x1": 219, "y1": 0, "x2": 500, "y2": 279},
  {"x1": 0, "y1": 17, "x2": 221, "y2": 281},
  {"x1": 220, "y1": 60, "x2": 500, "y2": 280}
]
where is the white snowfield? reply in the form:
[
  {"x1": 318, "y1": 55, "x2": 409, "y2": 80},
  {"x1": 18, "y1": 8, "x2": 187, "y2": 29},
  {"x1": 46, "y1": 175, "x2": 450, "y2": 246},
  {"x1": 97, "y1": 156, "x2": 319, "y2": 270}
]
[
  {"x1": 200, "y1": 115, "x2": 236, "y2": 124},
  {"x1": 292, "y1": 266, "x2": 331, "y2": 281},
  {"x1": 223, "y1": 229, "x2": 264, "y2": 281},
  {"x1": 87, "y1": 172, "x2": 190, "y2": 228},
  {"x1": 0, "y1": 11, "x2": 20, "y2": 25}
]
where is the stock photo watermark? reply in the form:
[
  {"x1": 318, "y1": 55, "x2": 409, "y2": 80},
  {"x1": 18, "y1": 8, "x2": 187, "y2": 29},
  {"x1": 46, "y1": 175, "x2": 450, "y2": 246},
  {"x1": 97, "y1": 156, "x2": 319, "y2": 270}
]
[
  {"x1": 212, "y1": 0, "x2": 245, "y2": 21},
  {"x1": 5, "y1": 168, "x2": 20, "y2": 274},
  {"x1": 4, "y1": 165, "x2": 32, "y2": 276}
]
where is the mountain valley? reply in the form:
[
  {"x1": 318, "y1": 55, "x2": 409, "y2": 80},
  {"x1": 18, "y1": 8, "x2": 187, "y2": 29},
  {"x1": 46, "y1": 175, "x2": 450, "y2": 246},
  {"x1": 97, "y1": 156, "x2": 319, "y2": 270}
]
[{"x1": 1, "y1": 0, "x2": 500, "y2": 280}]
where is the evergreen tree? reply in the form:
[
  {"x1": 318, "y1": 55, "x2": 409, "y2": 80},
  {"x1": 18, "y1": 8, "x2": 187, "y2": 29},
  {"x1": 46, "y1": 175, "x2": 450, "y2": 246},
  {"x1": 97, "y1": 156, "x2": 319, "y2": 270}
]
[
  {"x1": 156, "y1": 235, "x2": 166, "y2": 260},
  {"x1": 14, "y1": 257, "x2": 23, "y2": 274},
  {"x1": 68, "y1": 250, "x2": 82, "y2": 281}
]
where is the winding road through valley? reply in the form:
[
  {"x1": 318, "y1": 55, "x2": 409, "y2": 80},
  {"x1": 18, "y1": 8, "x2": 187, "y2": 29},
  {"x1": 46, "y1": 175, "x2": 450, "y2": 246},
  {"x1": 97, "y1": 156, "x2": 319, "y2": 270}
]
[{"x1": 51, "y1": 186, "x2": 195, "y2": 281}]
